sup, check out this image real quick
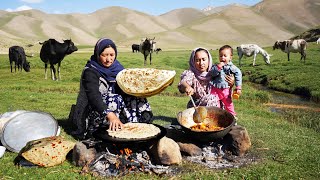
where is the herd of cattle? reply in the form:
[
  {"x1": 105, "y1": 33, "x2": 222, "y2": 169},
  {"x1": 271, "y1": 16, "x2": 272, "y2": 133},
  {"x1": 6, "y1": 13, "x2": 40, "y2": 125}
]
[
  {"x1": 9, "y1": 38, "x2": 78, "y2": 80},
  {"x1": 131, "y1": 37, "x2": 162, "y2": 65},
  {"x1": 8, "y1": 37, "x2": 320, "y2": 80}
]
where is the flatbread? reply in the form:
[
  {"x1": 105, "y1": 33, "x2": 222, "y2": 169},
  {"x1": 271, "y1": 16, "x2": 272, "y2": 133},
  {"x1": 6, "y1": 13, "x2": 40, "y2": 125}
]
[
  {"x1": 116, "y1": 68, "x2": 176, "y2": 97},
  {"x1": 107, "y1": 123, "x2": 161, "y2": 139},
  {"x1": 20, "y1": 136, "x2": 75, "y2": 167}
]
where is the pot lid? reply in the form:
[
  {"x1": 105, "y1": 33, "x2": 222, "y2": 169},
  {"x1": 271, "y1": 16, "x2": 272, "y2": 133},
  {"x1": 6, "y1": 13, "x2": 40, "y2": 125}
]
[{"x1": 0, "y1": 111, "x2": 58, "y2": 153}]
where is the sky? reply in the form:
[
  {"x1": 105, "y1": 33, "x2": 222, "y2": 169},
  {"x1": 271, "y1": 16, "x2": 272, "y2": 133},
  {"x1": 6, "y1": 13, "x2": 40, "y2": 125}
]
[{"x1": 1, "y1": 0, "x2": 262, "y2": 16}]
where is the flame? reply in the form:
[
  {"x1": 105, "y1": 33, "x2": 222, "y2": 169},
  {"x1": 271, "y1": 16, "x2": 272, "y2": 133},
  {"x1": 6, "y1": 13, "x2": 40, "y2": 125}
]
[{"x1": 119, "y1": 148, "x2": 133, "y2": 156}]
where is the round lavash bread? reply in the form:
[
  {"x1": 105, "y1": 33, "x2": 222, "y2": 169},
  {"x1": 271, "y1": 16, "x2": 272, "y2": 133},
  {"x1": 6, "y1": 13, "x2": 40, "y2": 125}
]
[
  {"x1": 116, "y1": 68, "x2": 176, "y2": 97},
  {"x1": 19, "y1": 136, "x2": 76, "y2": 167}
]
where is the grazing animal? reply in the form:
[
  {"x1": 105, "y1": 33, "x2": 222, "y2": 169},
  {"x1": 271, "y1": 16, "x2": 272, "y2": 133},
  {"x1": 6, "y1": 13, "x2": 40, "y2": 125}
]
[
  {"x1": 317, "y1": 37, "x2": 320, "y2": 44},
  {"x1": 236, "y1": 44, "x2": 271, "y2": 66},
  {"x1": 155, "y1": 48, "x2": 162, "y2": 54},
  {"x1": 39, "y1": 39, "x2": 78, "y2": 80},
  {"x1": 131, "y1": 44, "x2": 140, "y2": 53},
  {"x1": 8, "y1": 46, "x2": 30, "y2": 72},
  {"x1": 139, "y1": 37, "x2": 156, "y2": 65},
  {"x1": 273, "y1": 39, "x2": 307, "y2": 62}
]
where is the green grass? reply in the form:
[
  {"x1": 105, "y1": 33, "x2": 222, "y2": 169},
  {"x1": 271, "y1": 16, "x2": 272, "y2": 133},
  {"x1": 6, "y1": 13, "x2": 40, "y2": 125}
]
[{"x1": 0, "y1": 45, "x2": 319, "y2": 179}]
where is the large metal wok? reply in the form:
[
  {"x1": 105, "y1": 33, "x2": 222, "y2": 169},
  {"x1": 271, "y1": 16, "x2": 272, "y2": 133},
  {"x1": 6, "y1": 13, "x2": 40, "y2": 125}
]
[{"x1": 176, "y1": 106, "x2": 235, "y2": 142}]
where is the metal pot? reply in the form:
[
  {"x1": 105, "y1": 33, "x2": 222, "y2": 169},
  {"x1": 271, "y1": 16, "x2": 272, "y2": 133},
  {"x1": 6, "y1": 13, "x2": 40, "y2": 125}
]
[{"x1": 176, "y1": 106, "x2": 235, "y2": 142}]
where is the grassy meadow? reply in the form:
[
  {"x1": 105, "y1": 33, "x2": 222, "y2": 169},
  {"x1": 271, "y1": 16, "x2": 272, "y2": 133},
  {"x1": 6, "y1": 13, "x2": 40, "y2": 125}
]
[{"x1": 0, "y1": 43, "x2": 320, "y2": 179}]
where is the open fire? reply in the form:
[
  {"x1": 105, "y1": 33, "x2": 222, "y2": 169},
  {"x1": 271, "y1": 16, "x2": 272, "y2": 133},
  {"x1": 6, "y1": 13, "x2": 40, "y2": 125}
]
[
  {"x1": 82, "y1": 142, "x2": 173, "y2": 177},
  {"x1": 185, "y1": 142, "x2": 257, "y2": 169},
  {"x1": 76, "y1": 124, "x2": 254, "y2": 177}
]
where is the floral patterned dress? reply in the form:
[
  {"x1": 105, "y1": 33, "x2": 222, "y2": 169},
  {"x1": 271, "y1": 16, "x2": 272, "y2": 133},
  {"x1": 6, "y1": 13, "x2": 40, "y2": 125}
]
[
  {"x1": 84, "y1": 76, "x2": 153, "y2": 137},
  {"x1": 178, "y1": 70, "x2": 219, "y2": 108}
]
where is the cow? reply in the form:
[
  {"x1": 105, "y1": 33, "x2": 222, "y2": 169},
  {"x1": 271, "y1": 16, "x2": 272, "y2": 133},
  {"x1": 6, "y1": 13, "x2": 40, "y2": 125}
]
[
  {"x1": 273, "y1": 39, "x2": 307, "y2": 63},
  {"x1": 131, "y1": 44, "x2": 140, "y2": 53},
  {"x1": 8, "y1": 46, "x2": 30, "y2": 73},
  {"x1": 39, "y1": 39, "x2": 78, "y2": 80},
  {"x1": 139, "y1": 37, "x2": 156, "y2": 65},
  {"x1": 236, "y1": 44, "x2": 271, "y2": 66},
  {"x1": 155, "y1": 48, "x2": 162, "y2": 54},
  {"x1": 317, "y1": 37, "x2": 320, "y2": 44}
]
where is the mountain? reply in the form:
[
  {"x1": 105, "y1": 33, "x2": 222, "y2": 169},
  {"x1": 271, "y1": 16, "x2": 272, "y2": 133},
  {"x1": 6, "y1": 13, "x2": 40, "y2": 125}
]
[
  {"x1": 0, "y1": 1, "x2": 319, "y2": 53},
  {"x1": 253, "y1": 0, "x2": 320, "y2": 34}
]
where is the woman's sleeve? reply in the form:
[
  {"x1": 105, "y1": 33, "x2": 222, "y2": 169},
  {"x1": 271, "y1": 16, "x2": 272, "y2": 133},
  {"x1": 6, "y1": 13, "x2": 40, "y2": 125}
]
[
  {"x1": 82, "y1": 68, "x2": 108, "y2": 114},
  {"x1": 178, "y1": 70, "x2": 193, "y2": 93}
]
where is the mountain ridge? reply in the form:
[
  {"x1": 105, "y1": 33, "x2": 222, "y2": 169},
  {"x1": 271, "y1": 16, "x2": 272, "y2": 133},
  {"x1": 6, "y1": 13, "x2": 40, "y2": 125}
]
[{"x1": 0, "y1": 0, "x2": 319, "y2": 53}]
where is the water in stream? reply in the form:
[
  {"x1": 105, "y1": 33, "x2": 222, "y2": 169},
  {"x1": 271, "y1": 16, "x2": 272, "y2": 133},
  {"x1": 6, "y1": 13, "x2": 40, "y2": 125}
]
[{"x1": 251, "y1": 83, "x2": 320, "y2": 113}]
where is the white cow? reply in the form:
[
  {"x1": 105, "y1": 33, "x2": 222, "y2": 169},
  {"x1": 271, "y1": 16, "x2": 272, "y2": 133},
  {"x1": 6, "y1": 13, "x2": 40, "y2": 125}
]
[
  {"x1": 317, "y1": 37, "x2": 320, "y2": 44},
  {"x1": 237, "y1": 44, "x2": 271, "y2": 66}
]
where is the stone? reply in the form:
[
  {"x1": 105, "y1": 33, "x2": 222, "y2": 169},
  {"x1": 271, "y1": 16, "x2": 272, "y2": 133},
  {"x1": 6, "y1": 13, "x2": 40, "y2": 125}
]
[
  {"x1": 72, "y1": 141, "x2": 97, "y2": 167},
  {"x1": 177, "y1": 142, "x2": 202, "y2": 156},
  {"x1": 223, "y1": 125, "x2": 251, "y2": 156},
  {"x1": 150, "y1": 136, "x2": 182, "y2": 165}
]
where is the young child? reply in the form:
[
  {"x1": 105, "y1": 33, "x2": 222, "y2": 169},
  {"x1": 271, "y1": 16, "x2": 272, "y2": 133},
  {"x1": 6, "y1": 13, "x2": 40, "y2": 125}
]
[{"x1": 210, "y1": 45, "x2": 242, "y2": 117}]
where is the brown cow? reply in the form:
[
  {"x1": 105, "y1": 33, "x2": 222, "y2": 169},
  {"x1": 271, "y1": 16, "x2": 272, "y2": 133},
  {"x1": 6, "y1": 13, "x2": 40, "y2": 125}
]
[{"x1": 273, "y1": 39, "x2": 307, "y2": 63}]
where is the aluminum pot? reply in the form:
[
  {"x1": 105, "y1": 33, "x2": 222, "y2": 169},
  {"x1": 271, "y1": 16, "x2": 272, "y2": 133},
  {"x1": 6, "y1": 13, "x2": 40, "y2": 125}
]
[{"x1": 176, "y1": 106, "x2": 235, "y2": 142}]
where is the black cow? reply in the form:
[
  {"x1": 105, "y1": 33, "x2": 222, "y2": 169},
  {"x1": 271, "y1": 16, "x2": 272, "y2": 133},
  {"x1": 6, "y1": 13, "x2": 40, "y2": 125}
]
[
  {"x1": 40, "y1": 39, "x2": 78, "y2": 80},
  {"x1": 132, "y1": 44, "x2": 140, "y2": 53},
  {"x1": 155, "y1": 48, "x2": 162, "y2": 54},
  {"x1": 9, "y1": 46, "x2": 30, "y2": 73},
  {"x1": 139, "y1": 37, "x2": 155, "y2": 65}
]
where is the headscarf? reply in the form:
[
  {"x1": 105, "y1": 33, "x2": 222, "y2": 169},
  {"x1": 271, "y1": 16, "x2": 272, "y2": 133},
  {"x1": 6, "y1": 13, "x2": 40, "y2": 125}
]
[
  {"x1": 86, "y1": 38, "x2": 124, "y2": 82},
  {"x1": 189, "y1": 47, "x2": 213, "y2": 81}
]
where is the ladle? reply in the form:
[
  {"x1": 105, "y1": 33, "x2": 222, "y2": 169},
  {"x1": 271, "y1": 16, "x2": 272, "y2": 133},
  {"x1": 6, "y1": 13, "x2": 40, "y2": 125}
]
[{"x1": 190, "y1": 96, "x2": 207, "y2": 123}]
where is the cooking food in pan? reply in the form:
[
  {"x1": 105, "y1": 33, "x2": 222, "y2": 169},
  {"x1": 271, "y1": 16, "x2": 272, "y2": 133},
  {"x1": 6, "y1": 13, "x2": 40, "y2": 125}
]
[{"x1": 106, "y1": 122, "x2": 161, "y2": 139}]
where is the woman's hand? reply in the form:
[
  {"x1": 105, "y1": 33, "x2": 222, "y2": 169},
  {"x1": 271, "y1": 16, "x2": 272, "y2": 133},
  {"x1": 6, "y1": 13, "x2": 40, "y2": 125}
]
[
  {"x1": 225, "y1": 74, "x2": 235, "y2": 87},
  {"x1": 107, "y1": 112, "x2": 124, "y2": 131},
  {"x1": 182, "y1": 81, "x2": 194, "y2": 96}
]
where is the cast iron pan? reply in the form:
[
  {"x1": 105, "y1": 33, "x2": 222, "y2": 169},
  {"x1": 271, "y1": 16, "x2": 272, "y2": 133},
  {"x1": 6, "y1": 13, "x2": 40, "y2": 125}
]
[{"x1": 93, "y1": 123, "x2": 167, "y2": 144}]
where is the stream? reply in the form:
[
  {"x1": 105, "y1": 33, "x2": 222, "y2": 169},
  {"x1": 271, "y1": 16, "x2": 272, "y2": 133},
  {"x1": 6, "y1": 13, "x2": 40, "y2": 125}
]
[{"x1": 251, "y1": 83, "x2": 320, "y2": 113}]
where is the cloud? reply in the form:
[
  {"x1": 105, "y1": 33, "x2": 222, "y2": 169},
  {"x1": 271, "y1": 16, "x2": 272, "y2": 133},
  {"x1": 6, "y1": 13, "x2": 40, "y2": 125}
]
[
  {"x1": 5, "y1": 5, "x2": 33, "y2": 12},
  {"x1": 20, "y1": 0, "x2": 43, "y2": 3}
]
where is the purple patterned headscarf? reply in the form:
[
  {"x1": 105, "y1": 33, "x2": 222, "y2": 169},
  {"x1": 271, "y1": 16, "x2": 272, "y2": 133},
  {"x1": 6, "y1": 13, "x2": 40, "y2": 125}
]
[{"x1": 189, "y1": 47, "x2": 213, "y2": 81}]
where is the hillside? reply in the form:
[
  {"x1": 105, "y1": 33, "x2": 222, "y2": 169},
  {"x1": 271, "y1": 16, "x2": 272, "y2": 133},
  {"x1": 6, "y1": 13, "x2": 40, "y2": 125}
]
[
  {"x1": 0, "y1": 1, "x2": 319, "y2": 53},
  {"x1": 253, "y1": 0, "x2": 320, "y2": 34}
]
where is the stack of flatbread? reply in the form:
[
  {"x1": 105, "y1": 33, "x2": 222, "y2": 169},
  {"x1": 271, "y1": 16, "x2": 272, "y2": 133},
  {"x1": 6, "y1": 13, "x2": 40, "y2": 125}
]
[
  {"x1": 116, "y1": 68, "x2": 176, "y2": 97},
  {"x1": 107, "y1": 123, "x2": 161, "y2": 140}
]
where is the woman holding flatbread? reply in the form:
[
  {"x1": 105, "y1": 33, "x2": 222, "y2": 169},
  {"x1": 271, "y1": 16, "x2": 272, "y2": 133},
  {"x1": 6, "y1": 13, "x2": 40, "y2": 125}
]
[
  {"x1": 178, "y1": 47, "x2": 234, "y2": 108},
  {"x1": 71, "y1": 38, "x2": 153, "y2": 139}
]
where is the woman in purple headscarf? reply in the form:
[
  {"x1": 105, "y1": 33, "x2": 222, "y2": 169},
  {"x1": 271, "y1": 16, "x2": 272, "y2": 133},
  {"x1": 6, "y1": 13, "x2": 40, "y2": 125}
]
[
  {"x1": 178, "y1": 47, "x2": 234, "y2": 108},
  {"x1": 71, "y1": 38, "x2": 152, "y2": 139}
]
